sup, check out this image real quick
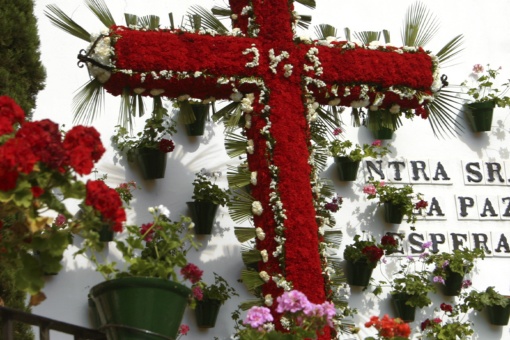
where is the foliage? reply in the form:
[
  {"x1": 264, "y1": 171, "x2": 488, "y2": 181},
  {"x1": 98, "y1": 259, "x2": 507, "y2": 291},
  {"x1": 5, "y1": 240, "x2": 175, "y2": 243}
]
[
  {"x1": 364, "y1": 314, "x2": 411, "y2": 340},
  {"x1": 0, "y1": 96, "x2": 125, "y2": 302},
  {"x1": 343, "y1": 233, "x2": 401, "y2": 267},
  {"x1": 193, "y1": 272, "x2": 238, "y2": 304},
  {"x1": 112, "y1": 108, "x2": 177, "y2": 162},
  {"x1": 236, "y1": 290, "x2": 335, "y2": 340},
  {"x1": 323, "y1": 138, "x2": 391, "y2": 162},
  {"x1": 425, "y1": 247, "x2": 485, "y2": 280},
  {"x1": 191, "y1": 169, "x2": 231, "y2": 206},
  {"x1": 363, "y1": 180, "x2": 427, "y2": 224},
  {"x1": 464, "y1": 286, "x2": 510, "y2": 311},
  {"x1": 461, "y1": 64, "x2": 510, "y2": 107},
  {"x1": 79, "y1": 206, "x2": 201, "y2": 285},
  {"x1": 0, "y1": 0, "x2": 46, "y2": 118},
  {"x1": 419, "y1": 301, "x2": 473, "y2": 340}
]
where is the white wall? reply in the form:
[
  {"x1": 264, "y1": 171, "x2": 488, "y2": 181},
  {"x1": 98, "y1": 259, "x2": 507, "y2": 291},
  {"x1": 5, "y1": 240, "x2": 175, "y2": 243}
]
[{"x1": 31, "y1": 0, "x2": 510, "y2": 339}]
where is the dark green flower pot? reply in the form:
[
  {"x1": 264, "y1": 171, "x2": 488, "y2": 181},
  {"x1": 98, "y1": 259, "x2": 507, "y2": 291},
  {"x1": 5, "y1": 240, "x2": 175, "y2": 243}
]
[
  {"x1": 392, "y1": 293, "x2": 416, "y2": 322},
  {"x1": 185, "y1": 104, "x2": 209, "y2": 136},
  {"x1": 487, "y1": 301, "x2": 510, "y2": 326},
  {"x1": 136, "y1": 148, "x2": 167, "y2": 180},
  {"x1": 345, "y1": 260, "x2": 375, "y2": 287},
  {"x1": 442, "y1": 266, "x2": 464, "y2": 296},
  {"x1": 89, "y1": 277, "x2": 190, "y2": 340},
  {"x1": 98, "y1": 224, "x2": 114, "y2": 242},
  {"x1": 195, "y1": 298, "x2": 222, "y2": 328},
  {"x1": 464, "y1": 101, "x2": 495, "y2": 132},
  {"x1": 334, "y1": 157, "x2": 360, "y2": 181},
  {"x1": 384, "y1": 202, "x2": 404, "y2": 224},
  {"x1": 187, "y1": 201, "x2": 219, "y2": 235},
  {"x1": 370, "y1": 126, "x2": 394, "y2": 140}
]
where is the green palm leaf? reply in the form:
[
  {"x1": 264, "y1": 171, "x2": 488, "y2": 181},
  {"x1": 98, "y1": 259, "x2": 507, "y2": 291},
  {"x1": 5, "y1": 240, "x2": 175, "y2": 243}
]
[
  {"x1": 401, "y1": 1, "x2": 439, "y2": 47},
  {"x1": 44, "y1": 5, "x2": 90, "y2": 42},
  {"x1": 229, "y1": 189, "x2": 255, "y2": 224},
  {"x1": 187, "y1": 5, "x2": 228, "y2": 33},
  {"x1": 211, "y1": 6, "x2": 232, "y2": 17},
  {"x1": 427, "y1": 89, "x2": 465, "y2": 138},
  {"x1": 295, "y1": 0, "x2": 316, "y2": 10},
  {"x1": 72, "y1": 79, "x2": 105, "y2": 125},
  {"x1": 225, "y1": 132, "x2": 247, "y2": 159},
  {"x1": 296, "y1": 14, "x2": 312, "y2": 30},
  {"x1": 139, "y1": 15, "x2": 160, "y2": 30},
  {"x1": 353, "y1": 31, "x2": 381, "y2": 44},
  {"x1": 436, "y1": 34, "x2": 464, "y2": 65},
  {"x1": 234, "y1": 226, "x2": 255, "y2": 243},
  {"x1": 85, "y1": 0, "x2": 116, "y2": 28},
  {"x1": 314, "y1": 24, "x2": 337, "y2": 40},
  {"x1": 240, "y1": 269, "x2": 264, "y2": 293},
  {"x1": 241, "y1": 245, "x2": 261, "y2": 265},
  {"x1": 227, "y1": 164, "x2": 251, "y2": 189}
]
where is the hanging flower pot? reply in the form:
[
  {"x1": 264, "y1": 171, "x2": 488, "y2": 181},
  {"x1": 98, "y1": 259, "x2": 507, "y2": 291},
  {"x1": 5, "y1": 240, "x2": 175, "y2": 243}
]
[
  {"x1": 135, "y1": 147, "x2": 167, "y2": 180},
  {"x1": 384, "y1": 202, "x2": 404, "y2": 224},
  {"x1": 89, "y1": 277, "x2": 190, "y2": 340},
  {"x1": 464, "y1": 100, "x2": 495, "y2": 132},
  {"x1": 392, "y1": 293, "x2": 416, "y2": 322},
  {"x1": 345, "y1": 260, "x2": 375, "y2": 287},
  {"x1": 195, "y1": 298, "x2": 222, "y2": 328},
  {"x1": 366, "y1": 109, "x2": 397, "y2": 140},
  {"x1": 442, "y1": 266, "x2": 464, "y2": 296},
  {"x1": 187, "y1": 201, "x2": 219, "y2": 235},
  {"x1": 334, "y1": 157, "x2": 360, "y2": 181},
  {"x1": 185, "y1": 104, "x2": 209, "y2": 136},
  {"x1": 98, "y1": 224, "x2": 114, "y2": 242},
  {"x1": 487, "y1": 300, "x2": 510, "y2": 326}
]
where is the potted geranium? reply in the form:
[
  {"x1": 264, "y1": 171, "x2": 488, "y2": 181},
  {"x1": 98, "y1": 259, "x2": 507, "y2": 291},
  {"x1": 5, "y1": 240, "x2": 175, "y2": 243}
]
[
  {"x1": 363, "y1": 180, "x2": 427, "y2": 224},
  {"x1": 343, "y1": 233, "x2": 400, "y2": 287},
  {"x1": 0, "y1": 96, "x2": 125, "y2": 304},
  {"x1": 236, "y1": 290, "x2": 336, "y2": 339},
  {"x1": 175, "y1": 96, "x2": 213, "y2": 136},
  {"x1": 364, "y1": 314, "x2": 411, "y2": 340},
  {"x1": 461, "y1": 64, "x2": 510, "y2": 132},
  {"x1": 464, "y1": 286, "x2": 510, "y2": 326},
  {"x1": 419, "y1": 302, "x2": 474, "y2": 339},
  {"x1": 187, "y1": 169, "x2": 231, "y2": 235},
  {"x1": 323, "y1": 132, "x2": 391, "y2": 181},
  {"x1": 425, "y1": 247, "x2": 485, "y2": 296},
  {"x1": 113, "y1": 108, "x2": 177, "y2": 180},
  {"x1": 81, "y1": 205, "x2": 202, "y2": 340},
  {"x1": 192, "y1": 272, "x2": 239, "y2": 328}
]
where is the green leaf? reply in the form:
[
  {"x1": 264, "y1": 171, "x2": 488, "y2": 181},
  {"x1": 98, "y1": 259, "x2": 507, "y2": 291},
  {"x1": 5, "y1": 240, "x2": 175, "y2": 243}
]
[
  {"x1": 314, "y1": 24, "x2": 337, "y2": 40},
  {"x1": 401, "y1": 1, "x2": 439, "y2": 47},
  {"x1": 234, "y1": 227, "x2": 256, "y2": 243},
  {"x1": 224, "y1": 132, "x2": 248, "y2": 159},
  {"x1": 436, "y1": 34, "x2": 464, "y2": 65},
  {"x1": 44, "y1": 5, "x2": 91, "y2": 42},
  {"x1": 85, "y1": 0, "x2": 116, "y2": 28},
  {"x1": 72, "y1": 79, "x2": 105, "y2": 127}
]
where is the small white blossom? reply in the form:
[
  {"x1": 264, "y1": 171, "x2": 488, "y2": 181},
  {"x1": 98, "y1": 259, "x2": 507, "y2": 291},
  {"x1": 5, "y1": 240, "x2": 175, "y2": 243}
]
[
  {"x1": 177, "y1": 94, "x2": 190, "y2": 101},
  {"x1": 133, "y1": 88, "x2": 145, "y2": 94},
  {"x1": 252, "y1": 201, "x2": 263, "y2": 216},
  {"x1": 390, "y1": 104, "x2": 401, "y2": 114},
  {"x1": 255, "y1": 227, "x2": 266, "y2": 240},
  {"x1": 250, "y1": 171, "x2": 257, "y2": 185},
  {"x1": 260, "y1": 249, "x2": 268, "y2": 263},
  {"x1": 259, "y1": 270, "x2": 270, "y2": 282},
  {"x1": 156, "y1": 205, "x2": 170, "y2": 218},
  {"x1": 150, "y1": 89, "x2": 165, "y2": 96},
  {"x1": 246, "y1": 139, "x2": 255, "y2": 154},
  {"x1": 264, "y1": 294, "x2": 273, "y2": 306}
]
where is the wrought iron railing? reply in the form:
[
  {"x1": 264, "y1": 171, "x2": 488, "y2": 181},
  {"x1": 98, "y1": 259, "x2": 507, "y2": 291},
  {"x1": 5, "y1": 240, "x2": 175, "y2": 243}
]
[{"x1": 0, "y1": 305, "x2": 106, "y2": 340}]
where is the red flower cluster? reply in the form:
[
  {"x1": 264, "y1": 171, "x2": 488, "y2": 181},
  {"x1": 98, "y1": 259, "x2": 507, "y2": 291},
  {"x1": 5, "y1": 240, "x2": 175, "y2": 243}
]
[
  {"x1": 440, "y1": 302, "x2": 453, "y2": 313},
  {"x1": 362, "y1": 245, "x2": 384, "y2": 263},
  {"x1": 180, "y1": 263, "x2": 203, "y2": 284},
  {"x1": 415, "y1": 199, "x2": 428, "y2": 209},
  {"x1": 63, "y1": 125, "x2": 105, "y2": 174},
  {"x1": 140, "y1": 222, "x2": 156, "y2": 242},
  {"x1": 85, "y1": 180, "x2": 126, "y2": 232},
  {"x1": 381, "y1": 235, "x2": 397, "y2": 247},
  {"x1": 365, "y1": 314, "x2": 411, "y2": 339},
  {"x1": 0, "y1": 96, "x2": 24, "y2": 136},
  {"x1": 158, "y1": 138, "x2": 175, "y2": 153},
  {"x1": 420, "y1": 317, "x2": 441, "y2": 331}
]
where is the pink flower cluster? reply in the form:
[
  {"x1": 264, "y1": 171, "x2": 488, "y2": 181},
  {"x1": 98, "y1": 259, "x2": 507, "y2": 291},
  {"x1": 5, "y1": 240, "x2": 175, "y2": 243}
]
[{"x1": 180, "y1": 263, "x2": 203, "y2": 284}]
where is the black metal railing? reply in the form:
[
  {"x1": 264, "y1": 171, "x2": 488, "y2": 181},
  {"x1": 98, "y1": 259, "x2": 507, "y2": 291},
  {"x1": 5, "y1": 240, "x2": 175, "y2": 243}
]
[{"x1": 0, "y1": 305, "x2": 106, "y2": 340}]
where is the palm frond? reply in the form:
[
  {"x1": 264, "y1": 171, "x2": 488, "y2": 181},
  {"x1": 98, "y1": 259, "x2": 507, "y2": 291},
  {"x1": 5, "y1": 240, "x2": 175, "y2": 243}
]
[
  {"x1": 319, "y1": 179, "x2": 336, "y2": 198},
  {"x1": 130, "y1": 94, "x2": 145, "y2": 118},
  {"x1": 234, "y1": 226, "x2": 255, "y2": 243},
  {"x1": 225, "y1": 132, "x2": 247, "y2": 159},
  {"x1": 314, "y1": 24, "x2": 337, "y2": 40},
  {"x1": 427, "y1": 89, "x2": 465, "y2": 138},
  {"x1": 240, "y1": 269, "x2": 264, "y2": 293},
  {"x1": 118, "y1": 88, "x2": 134, "y2": 130},
  {"x1": 188, "y1": 5, "x2": 228, "y2": 33},
  {"x1": 401, "y1": 1, "x2": 439, "y2": 47},
  {"x1": 213, "y1": 101, "x2": 244, "y2": 133},
  {"x1": 72, "y1": 79, "x2": 105, "y2": 125},
  {"x1": 139, "y1": 15, "x2": 160, "y2": 30},
  {"x1": 44, "y1": 5, "x2": 91, "y2": 42},
  {"x1": 85, "y1": 0, "x2": 116, "y2": 28},
  {"x1": 124, "y1": 13, "x2": 138, "y2": 26},
  {"x1": 296, "y1": 14, "x2": 312, "y2": 30},
  {"x1": 227, "y1": 164, "x2": 251, "y2": 189},
  {"x1": 211, "y1": 6, "x2": 232, "y2": 17},
  {"x1": 295, "y1": 0, "x2": 316, "y2": 10},
  {"x1": 324, "y1": 229, "x2": 343, "y2": 247},
  {"x1": 344, "y1": 27, "x2": 351, "y2": 41},
  {"x1": 436, "y1": 34, "x2": 464, "y2": 66},
  {"x1": 382, "y1": 29, "x2": 391, "y2": 44},
  {"x1": 229, "y1": 189, "x2": 255, "y2": 224},
  {"x1": 241, "y1": 246, "x2": 261, "y2": 265},
  {"x1": 353, "y1": 31, "x2": 380, "y2": 45},
  {"x1": 177, "y1": 101, "x2": 197, "y2": 125}
]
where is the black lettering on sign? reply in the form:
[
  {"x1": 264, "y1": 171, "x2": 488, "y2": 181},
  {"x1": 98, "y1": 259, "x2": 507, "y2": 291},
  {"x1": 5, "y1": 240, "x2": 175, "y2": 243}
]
[
  {"x1": 485, "y1": 162, "x2": 505, "y2": 184},
  {"x1": 427, "y1": 197, "x2": 445, "y2": 217},
  {"x1": 465, "y1": 162, "x2": 483, "y2": 183},
  {"x1": 429, "y1": 233, "x2": 447, "y2": 254},
  {"x1": 408, "y1": 233, "x2": 425, "y2": 254},
  {"x1": 410, "y1": 160, "x2": 430, "y2": 181},
  {"x1": 501, "y1": 197, "x2": 510, "y2": 217},
  {"x1": 388, "y1": 161, "x2": 406, "y2": 182},
  {"x1": 364, "y1": 160, "x2": 385, "y2": 181},
  {"x1": 457, "y1": 196, "x2": 475, "y2": 218},
  {"x1": 494, "y1": 234, "x2": 510, "y2": 254},
  {"x1": 471, "y1": 233, "x2": 492, "y2": 254},
  {"x1": 479, "y1": 197, "x2": 498, "y2": 218},
  {"x1": 432, "y1": 161, "x2": 451, "y2": 182},
  {"x1": 385, "y1": 232, "x2": 405, "y2": 255},
  {"x1": 450, "y1": 233, "x2": 469, "y2": 251}
]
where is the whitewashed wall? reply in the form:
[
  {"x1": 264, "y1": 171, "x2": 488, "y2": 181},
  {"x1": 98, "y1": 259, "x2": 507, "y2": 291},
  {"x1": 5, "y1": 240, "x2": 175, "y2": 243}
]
[{"x1": 31, "y1": 0, "x2": 510, "y2": 339}]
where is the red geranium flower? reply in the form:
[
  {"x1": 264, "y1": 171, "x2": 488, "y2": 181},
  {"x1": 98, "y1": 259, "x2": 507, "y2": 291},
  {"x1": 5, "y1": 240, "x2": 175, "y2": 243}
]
[
  {"x1": 158, "y1": 138, "x2": 175, "y2": 153},
  {"x1": 85, "y1": 180, "x2": 126, "y2": 232},
  {"x1": 362, "y1": 245, "x2": 384, "y2": 263},
  {"x1": 180, "y1": 263, "x2": 203, "y2": 284}
]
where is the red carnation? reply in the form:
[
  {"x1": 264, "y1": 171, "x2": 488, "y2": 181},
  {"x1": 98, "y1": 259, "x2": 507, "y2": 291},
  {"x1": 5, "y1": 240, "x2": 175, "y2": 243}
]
[
  {"x1": 85, "y1": 180, "x2": 126, "y2": 232},
  {"x1": 158, "y1": 138, "x2": 175, "y2": 153},
  {"x1": 362, "y1": 245, "x2": 384, "y2": 263},
  {"x1": 180, "y1": 263, "x2": 203, "y2": 284}
]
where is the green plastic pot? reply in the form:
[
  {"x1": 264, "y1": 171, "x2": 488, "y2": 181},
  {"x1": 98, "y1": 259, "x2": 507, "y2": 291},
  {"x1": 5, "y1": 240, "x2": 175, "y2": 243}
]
[
  {"x1": 98, "y1": 224, "x2": 113, "y2": 242},
  {"x1": 195, "y1": 299, "x2": 222, "y2": 328},
  {"x1": 136, "y1": 148, "x2": 167, "y2": 180},
  {"x1": 334, "y1": 157, "x2": 360, "y2": 181},
  {"x1": 442, "y1": 266, "x2": 464, "y2": 296},
  {"x1": 185, "y1": 104, "x2": 209, "y2": 136},
  {"x1": 464, "y1": 100, "x2": 495, "y2": 132},
  {"x1": 487, "y1": 301, "x2": 510, "y2": 326},
  {"x1": 345, "y1": 260, "x2": 375, "y2": 287},
  {"x1": 187, "y1": 201, "x2": 219, "y2": 235},
  {"x1": 384, "y1": 202, "x2": 404, "y2": 224},
  {"x1": 89, "y1": 277, "x2": 190, "y2": 340},
  {"x1": 392, "y1": 293, "x2": 416, "y2": 322}
]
